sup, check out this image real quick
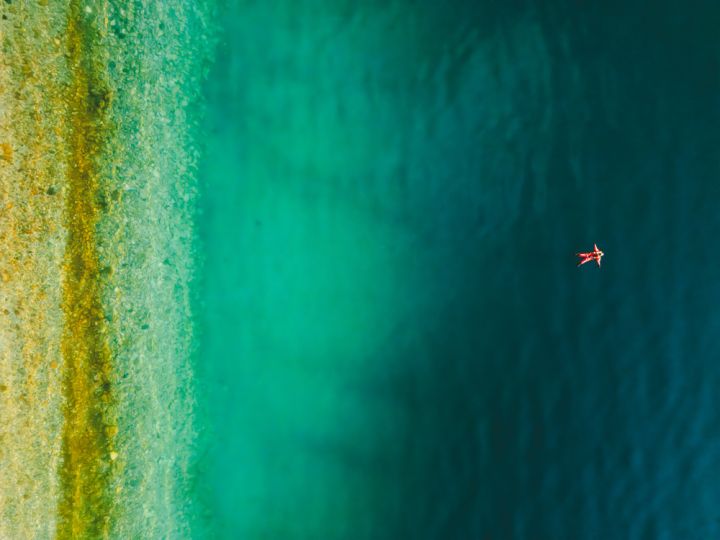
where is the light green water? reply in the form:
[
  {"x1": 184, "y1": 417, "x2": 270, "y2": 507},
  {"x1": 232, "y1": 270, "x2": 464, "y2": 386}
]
[
  {"x1": 196, "y1": 1, "x2": 556, "y2": 537},
  {"x1": 198, "y1": 2, "x2": 430, "y2": 537}
]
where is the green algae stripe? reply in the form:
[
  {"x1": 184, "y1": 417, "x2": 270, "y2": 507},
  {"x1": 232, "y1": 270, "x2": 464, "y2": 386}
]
[{"x1": 56, "y1": 4, "x2": 117, "y2": 538}]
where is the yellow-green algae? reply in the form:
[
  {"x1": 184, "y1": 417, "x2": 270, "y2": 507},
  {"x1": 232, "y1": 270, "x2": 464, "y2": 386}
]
[
  {"x1": 0, "y1": 1, "x2": 213, "y2": 537},
  {"x1": 56, "y1": 2, "x2": 116, "y2": 538}
]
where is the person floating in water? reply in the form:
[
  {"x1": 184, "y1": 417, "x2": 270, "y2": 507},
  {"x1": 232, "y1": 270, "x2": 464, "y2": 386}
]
[{"x1": 576, "y1": 243, "x2": 604, "y2": 267}]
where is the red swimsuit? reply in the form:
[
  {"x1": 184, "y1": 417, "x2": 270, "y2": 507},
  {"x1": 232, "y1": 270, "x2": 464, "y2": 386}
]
[{"x1": 576, "y1": 244, "x2": 603, "y2": 267}]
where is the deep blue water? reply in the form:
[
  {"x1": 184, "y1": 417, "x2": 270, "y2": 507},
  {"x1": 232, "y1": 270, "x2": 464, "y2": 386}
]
[{"x1": 198, "y1": 1, "x2": 720, "y2": 538}]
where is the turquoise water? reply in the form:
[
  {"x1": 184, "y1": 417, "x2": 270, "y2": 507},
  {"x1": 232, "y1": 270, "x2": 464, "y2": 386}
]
[{"x1": 197, "y1": 1, "x2": 720, "y2": 538}]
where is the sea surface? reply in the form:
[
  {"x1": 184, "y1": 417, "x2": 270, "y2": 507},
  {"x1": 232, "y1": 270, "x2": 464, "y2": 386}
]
[
  {"x1": 199, "y1": 1, "x2": 720, "y2": 539},
  {"x1": 0, "y1": 1, "x2": 718, "y2": 539}
]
